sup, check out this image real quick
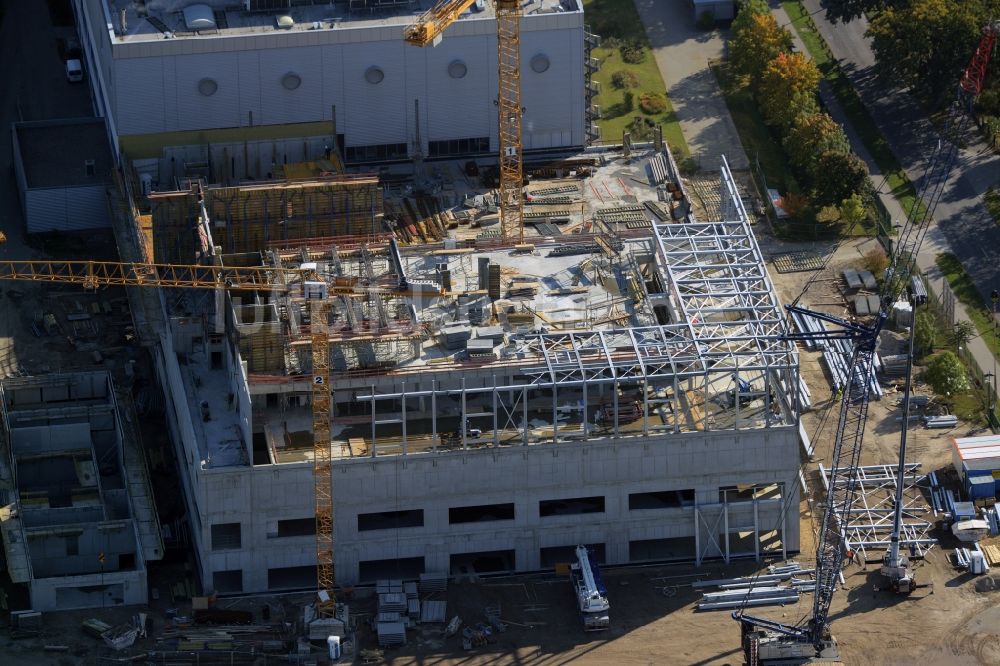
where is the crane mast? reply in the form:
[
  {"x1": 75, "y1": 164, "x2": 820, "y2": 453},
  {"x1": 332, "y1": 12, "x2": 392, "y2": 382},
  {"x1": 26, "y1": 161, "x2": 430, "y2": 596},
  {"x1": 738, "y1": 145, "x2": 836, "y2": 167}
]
[
  {"x1": 735, "y1": 21, "x2": 999, "y2": 664},
  {"x1": 405, "y1": 0, "x2": 524, "y2": 244}
]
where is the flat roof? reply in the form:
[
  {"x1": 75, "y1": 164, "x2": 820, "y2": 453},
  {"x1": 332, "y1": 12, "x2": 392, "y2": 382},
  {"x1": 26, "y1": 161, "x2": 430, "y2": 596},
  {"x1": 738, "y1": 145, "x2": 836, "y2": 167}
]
[
  {"x1": 14, "y1": 118, "x2": 113, "y2": 189},
  {"x1": 111, "y1": 0, "x2": 581, "y2": 43}
]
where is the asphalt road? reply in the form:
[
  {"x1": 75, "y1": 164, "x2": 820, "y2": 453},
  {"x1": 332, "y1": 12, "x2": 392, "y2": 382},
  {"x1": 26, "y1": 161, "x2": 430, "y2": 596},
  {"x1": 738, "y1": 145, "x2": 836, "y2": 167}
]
[{"x1": 801, "y1": 0, "x2": 1000, "y2": 304}]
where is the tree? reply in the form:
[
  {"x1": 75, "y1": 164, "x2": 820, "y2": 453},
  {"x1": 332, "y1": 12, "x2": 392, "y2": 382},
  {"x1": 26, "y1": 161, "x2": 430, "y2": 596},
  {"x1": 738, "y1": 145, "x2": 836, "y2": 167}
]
[
  {"x1": 758, "y1": 53, "x2": 821, "y2": 128},
  {"x1": 946, "y1": 320, "x2": 977, "y2": 350},
  {"x1": 730, "y1": 11, "x2": 794, "y2": 86},
  {"x1": 810, "y1": 150, "x2": 869, "y2": 207},
  {"x1": 783, "y1": 112, "x2": 850, "y2": 174},
  {"x1": 868, "y1": 0, "x2": 991, "y2": 107},
  {"x1": 924, "y1": 350, "x2": 970, "y2": 395},
  {"x1": 839, "y1": 194, "x2": 868, "y2": 229},
  {"x1": 914, "y1": 310, "x2": 937, "y2": 357}
]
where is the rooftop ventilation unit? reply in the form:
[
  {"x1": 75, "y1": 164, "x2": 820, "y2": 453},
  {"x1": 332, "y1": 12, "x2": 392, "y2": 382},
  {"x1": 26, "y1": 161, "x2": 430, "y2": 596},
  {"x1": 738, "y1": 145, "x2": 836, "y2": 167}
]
[
  {"x1": 182, "y1": 4, "x2": 217, "y2": 31},
  {"x1": 245, "y1": 0, "x2": 291, "y2": 12}
]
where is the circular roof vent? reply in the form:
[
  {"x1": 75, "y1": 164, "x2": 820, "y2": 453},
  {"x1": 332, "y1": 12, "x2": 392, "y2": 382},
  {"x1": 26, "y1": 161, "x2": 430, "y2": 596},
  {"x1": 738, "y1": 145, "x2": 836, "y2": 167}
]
[
  {"x1": 281, "y1": 72, "x2": 302, "y2": 90},
  {"x1": 448, "y1": 60, "x2": 468, "y2": 79},
  {"x1": 365, "y1": 66, "x2": 384, "y2": 84},
  {"x1": 530, "y1": 54, "x2": 550, "y2": 74},
  {"x1": 197, "y1": 78, "x2": 218, "y2": 96}
]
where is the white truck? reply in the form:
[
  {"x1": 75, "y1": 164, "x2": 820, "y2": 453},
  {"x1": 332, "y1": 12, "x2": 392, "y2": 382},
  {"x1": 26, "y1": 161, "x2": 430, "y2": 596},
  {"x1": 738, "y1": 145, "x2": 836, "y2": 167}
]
[{"x1": 570, "y1": 545, "x2": 610, "y2": 631}]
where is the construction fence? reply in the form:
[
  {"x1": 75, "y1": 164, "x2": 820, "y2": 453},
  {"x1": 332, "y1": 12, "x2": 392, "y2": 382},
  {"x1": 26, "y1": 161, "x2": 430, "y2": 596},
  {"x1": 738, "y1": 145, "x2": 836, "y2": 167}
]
[{"x1": 924, "y1": 277, "x2": 1000, "y2": 432}]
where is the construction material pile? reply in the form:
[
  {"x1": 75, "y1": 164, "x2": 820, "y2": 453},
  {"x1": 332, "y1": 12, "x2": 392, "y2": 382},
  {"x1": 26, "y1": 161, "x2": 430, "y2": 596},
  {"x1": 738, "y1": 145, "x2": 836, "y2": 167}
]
[{"x1": 694, "y1": 562, "x2": 814, "y2": 611}]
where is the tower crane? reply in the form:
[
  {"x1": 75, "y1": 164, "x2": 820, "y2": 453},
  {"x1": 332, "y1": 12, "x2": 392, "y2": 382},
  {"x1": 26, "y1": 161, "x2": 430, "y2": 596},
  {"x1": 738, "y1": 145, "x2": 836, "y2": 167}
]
[
  {"x1": 733, "y1": 21, "x2": 999, "y2": 664},
  {"x1": 0, "y1": 259, "x2": 422, "y2": 618},
  {"x1": 404, "y1": 0, "x2": 524, "y2": 244}
]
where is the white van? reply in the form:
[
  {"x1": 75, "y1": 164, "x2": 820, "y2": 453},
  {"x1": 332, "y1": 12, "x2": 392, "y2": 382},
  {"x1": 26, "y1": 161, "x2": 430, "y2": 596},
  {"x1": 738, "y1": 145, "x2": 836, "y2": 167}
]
[{"x1": 65, "y1": 59, "x2": 83, "y2": 83}]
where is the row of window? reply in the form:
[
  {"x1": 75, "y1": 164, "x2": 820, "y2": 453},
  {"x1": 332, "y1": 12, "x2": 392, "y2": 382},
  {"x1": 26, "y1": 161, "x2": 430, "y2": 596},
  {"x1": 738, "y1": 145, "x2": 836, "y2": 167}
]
[
  {"x1": 211, "y1": 518, "x2": 315, "y2": 551},
  {"x1": 357, "y1": 490, "x2": 696, "y2": 533},
  {"x1": 427, "y1": 137, "x2": 490, "y2": 158},
  {"x1": 340, "y1": 137, "x2": 492, "y2": 164},
  {"x1": 209, "y1": 487, "x2": 763, "y2": 549},
  {"x1": 211, "y1": 536, "x2": 701, "y2": 592}
]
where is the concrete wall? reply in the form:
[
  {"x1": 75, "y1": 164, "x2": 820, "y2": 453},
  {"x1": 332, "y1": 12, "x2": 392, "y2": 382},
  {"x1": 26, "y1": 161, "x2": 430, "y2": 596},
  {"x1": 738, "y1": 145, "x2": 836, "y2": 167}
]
[
  {"x1": 188, "y1": 423, "x2": 800, "y2": 594},
  {"x1": 23, "y1": 186, "x2": 112, "y2": 234},
  {"x1": 329, "y1": 427, "x2": 801, "y2": 584},
  {"x1": 30, "y1": 567, "x2": 146, "y2": 612},
  {"x1": 76, "y1": 4, "x2": 585, "y2": 154}
]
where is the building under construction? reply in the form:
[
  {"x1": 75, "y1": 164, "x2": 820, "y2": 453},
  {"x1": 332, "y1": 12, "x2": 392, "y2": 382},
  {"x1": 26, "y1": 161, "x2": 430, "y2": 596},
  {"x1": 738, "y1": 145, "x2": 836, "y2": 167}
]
[{"x1": 107, "y1": 149, "x2": 803, "y2": 595}]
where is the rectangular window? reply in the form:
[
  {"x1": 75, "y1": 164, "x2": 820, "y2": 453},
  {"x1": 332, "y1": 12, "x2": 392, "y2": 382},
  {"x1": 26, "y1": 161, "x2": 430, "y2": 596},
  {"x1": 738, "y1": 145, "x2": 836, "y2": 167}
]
[
  {"x1": 358, "y1": 556, "x2": 425, "y2": 583},
  {"x1": 449, "y1": 503, "x2": 515, "y2": 524},
  {"x1": 344, "y1": 142, "x2": 408, "y2": 163},
  {"x1": 211, "y1": 522, "x2": 241, "y2": 551},
  {"x1": 357, "y1": 509, "x2": 424, "y2": 532},
  {"x1": 268, "y1": 565, "x2": 316, "y2": 590},
  {"x1": 628, "y1": 489, "x2": 695, "y2": 510},
  {"x1": 65, "y1": 536, "x2": 79, "y2": 556},
  {"x1": 719, "y1": 483, "x2": 782, "y2": 502},
  {"x1": 428, "y1": 136, "x2": 491, "y2": 158},
  {"x1": 84, "y1": 159, "x2": 96, "y2": 177},
  {"x1": 449, "y1": 549, "x2": 515, "y2": 574},
  {"x1": 276, "y1": 518, "x2": 316, "y2": 538},
  {"x1": 629, "y1": 537, "x2": 696, "y2": 562},
  {"x1": 539, "y1": 496, "x2": 605, "y2": 517},
  {"x1": 213, "y1": 569, "x2": 243, "y2": 593}
]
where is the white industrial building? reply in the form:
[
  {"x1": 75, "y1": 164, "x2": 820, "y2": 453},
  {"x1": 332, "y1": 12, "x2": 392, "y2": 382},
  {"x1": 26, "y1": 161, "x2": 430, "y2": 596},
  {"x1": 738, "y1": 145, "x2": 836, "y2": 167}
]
[{"x1": 72, "y1": 0, "x2": 588, "y2": 180}]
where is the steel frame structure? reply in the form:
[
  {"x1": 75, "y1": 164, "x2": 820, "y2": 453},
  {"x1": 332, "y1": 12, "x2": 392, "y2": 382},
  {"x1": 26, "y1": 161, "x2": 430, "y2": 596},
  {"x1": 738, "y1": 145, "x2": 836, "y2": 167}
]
[
  {"x1": 353, "y1": 159, "x2": 799, "y2": 454},
  {"x1": 819, "y1": 463, "x2": 938, "y2": 560}
]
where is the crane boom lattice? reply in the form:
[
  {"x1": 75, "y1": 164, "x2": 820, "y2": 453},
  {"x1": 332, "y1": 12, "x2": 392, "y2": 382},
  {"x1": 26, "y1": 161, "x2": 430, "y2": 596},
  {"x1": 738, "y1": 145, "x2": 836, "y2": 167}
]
[{"x1": 496, "y1": 0, "x2": 524, "y2": 244}]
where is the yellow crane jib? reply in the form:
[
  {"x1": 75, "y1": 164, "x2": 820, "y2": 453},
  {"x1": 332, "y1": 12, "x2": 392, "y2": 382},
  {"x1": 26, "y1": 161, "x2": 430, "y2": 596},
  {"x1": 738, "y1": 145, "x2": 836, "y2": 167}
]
[{"x1": 404, "y1": 0, "x2": 480, "y2": 46}]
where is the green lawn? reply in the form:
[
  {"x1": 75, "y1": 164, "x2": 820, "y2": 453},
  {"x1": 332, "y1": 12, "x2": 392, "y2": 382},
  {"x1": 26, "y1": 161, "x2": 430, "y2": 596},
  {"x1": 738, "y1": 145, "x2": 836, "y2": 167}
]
[
  {"x1": 936, "y1": 253, "x2": 1000, "y2": 361},
  {"x1": 780, "y1": 1, "x2": 922, "y2": 218},
  {"x1": 986, "y1": 186, "x2": 1000, "y2": 226},
  {"x1": 583, "y1": 0, "x2": 689, "y2": 159}
]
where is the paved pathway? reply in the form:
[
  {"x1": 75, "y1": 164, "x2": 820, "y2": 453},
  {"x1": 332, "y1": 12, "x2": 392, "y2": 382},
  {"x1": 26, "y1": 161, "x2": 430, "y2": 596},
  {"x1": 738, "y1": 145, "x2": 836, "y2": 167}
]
[
  {"x1": 631, "y1": 0, "x2": 749, "y2": 171},
  {"x1": 772, "y1": 2, "x2": 1000, "y2": 407}
]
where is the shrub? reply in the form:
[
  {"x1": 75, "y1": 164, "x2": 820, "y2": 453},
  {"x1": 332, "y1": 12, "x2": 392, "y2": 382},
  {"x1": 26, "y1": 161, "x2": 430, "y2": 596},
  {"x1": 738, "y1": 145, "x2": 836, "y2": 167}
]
[
  {"x1": 623, "y1": 91, "x2": 635, "y2": 113},
  {"x1": 639, "y1": 93, "x2": 668, "y2": 115},
  {"x1": 860, "y1": 247, "x2": 889, "y2": 279},
  {"x1": 697, "y1": 10, "x2": 716, "y2": 31},
  {"x1": 620, "y1": 41, "x2": 646, "y2": 64},
  {"x1": 923, "y1": 351, "x2": 969, "y2": 396},
  {"x1": 781, "y1": 192, "x2": 810, "y2": 219},
  {"x1": 611, "y1": 70, "x2": 639, "y2": 90}
]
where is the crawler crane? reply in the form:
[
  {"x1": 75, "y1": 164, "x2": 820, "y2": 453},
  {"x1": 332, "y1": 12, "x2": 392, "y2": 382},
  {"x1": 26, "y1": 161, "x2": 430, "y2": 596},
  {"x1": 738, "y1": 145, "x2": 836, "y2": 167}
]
[{"x1": 733, "y1": 21, "x2": 999, "y2": 664}]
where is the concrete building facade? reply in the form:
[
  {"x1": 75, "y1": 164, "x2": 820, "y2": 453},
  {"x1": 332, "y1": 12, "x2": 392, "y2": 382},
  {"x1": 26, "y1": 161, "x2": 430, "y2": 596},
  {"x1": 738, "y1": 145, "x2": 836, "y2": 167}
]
[{"x1": 72, "y1": 0, "x2": 587, "y2": 168}]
